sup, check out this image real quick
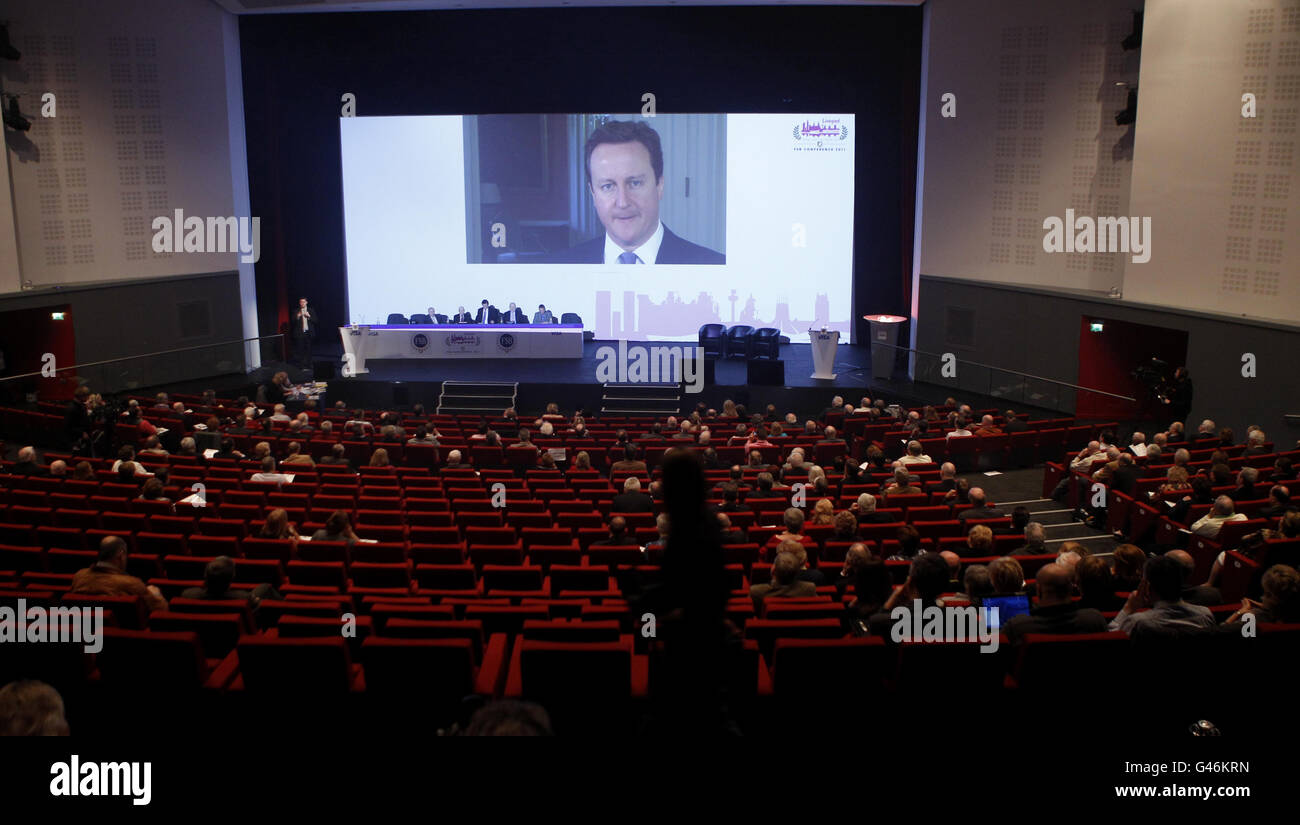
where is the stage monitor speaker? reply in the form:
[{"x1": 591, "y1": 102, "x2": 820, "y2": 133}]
[
  {"x1": 392, "y1": 382, "x2": 410, "y2": 407},
  {"x1": 747, "y1": 359, "x2": 784, "y2": 385},
  {"x1": 314, "y1": 360, "x2": 335, "y2": 380}
]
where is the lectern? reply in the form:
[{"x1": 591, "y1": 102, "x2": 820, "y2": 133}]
[{"x1": 809, "y1": 329, "x2": 839, "y2": 380}]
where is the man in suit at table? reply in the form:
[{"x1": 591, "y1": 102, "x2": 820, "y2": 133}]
[
  {"x1": 474, "y1": 299, "x2": 500, "y2": 324},
  {"x1": 451, "y1": 306, "x2": 473, "y2": 324},
  {"x1": 548, "y1": 120, "x2": 725, "y2": 265},
  {"x1": 501, "y1": 302, "x2": 527, "y2": 324},
  {"x1": 533, "y1": 304, "x2": 554, "y2": 324}
]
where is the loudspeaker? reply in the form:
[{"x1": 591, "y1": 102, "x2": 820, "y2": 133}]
[
  {"x1": 747, "y1": 359, "x2": 784, "y2": 385},
  {"x1": 314, "y1": 360, "x2": 335, "y2": 380}
]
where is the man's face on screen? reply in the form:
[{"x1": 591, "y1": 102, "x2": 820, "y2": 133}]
[{"x1": 588, "y1": 141, "x2": 663, "y2": 252}]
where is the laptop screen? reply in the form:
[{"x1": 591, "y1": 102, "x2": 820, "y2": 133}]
[{"x1": 979, "y1": 594, "x2": 1032, "y2": 628}]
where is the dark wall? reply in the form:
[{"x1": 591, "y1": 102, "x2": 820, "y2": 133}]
[
  {"x1": 918, "y1": 276, "x2": 1300, "y2": 442},
  {"x1": 238, "y1": 5, "x2": 922, "y2": 345},
  {"x1": 0, "y1": 272, "x2": 247, "y2": 398}
]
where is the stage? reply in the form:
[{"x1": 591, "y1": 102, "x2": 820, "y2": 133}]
[{"x1": 322, "y1": 340, "x2": 942, "y2": 415}]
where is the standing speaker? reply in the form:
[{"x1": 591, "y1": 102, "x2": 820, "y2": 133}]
[{"x1": 746, "y1": 359, "x2": 784, "y2": 385}]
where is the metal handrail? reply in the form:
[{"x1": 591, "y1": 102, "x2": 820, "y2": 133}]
[
  {"x1": 875, "y1": 341, "x2": 1136, "y2": 402},
  {"x1": 0, "y1": 334, "x2": 283, "y2": 382}
]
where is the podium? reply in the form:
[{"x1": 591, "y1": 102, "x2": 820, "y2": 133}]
[
  {"x1": 864, "y1": 314, "x2": 907, "y2": 379},
  {"x1": 809, "y1": 329, "x2": 839, "y2": 380}
]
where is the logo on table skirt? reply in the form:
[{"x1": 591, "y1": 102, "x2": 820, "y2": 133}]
[
  {"x1": 411, "y1": 333, "x2": 430, "y2": 352},
  {"x1": 498, "y1": 334, "x2": 516, "y2": 351}
]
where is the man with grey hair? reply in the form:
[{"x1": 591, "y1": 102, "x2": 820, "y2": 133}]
[
  {"x1": 1127, "y1": 431, "x2": 1148, "y2": 458},
  {"x1": 1152, "y1": 431, "x2": 1168, "y2": 450},
  {"x1": 1243, "y1": 428, "x2": 1269, "y2": 456},
  {"x1": 1190, "y1": 418, "x2": 1218, "y2": 445},
  {"x1": 178, "y1": 436, "x2": 198, "y2": 457},
  {"x1": 1146, "y1": 443, "x2": 1163, "y2": 460},
  {"x1": 854, "y1": 492, "x2": 893, "y2": 524},
  {"x1": 882, "y1": 466, "x2": 922, "y2": 496},
  {"x1": 612, "y1": 475, "x2": 654, "y2": 512},
  {"x1": 1056, "y1": 550, "x2": 1082, "y2": 581},
  {"x1": 1190, "y1": 495, "x2": 1247, "y2": 538},
  {"x1": 11, "y1": 446, "x2": 49, "y2": 476},
  {"x1": 1013, "y1": 522, "x2": 1048, "y2": 556},
  {"x1": 48, "y1": 460, "x2": 68, "y2": 477},
  {"x1": 1230, "y1": 467, "x2": 1261, "y2": 502},
  {"x1": 1173, "y1": 448, "x2": 1191, "y2": 468}
]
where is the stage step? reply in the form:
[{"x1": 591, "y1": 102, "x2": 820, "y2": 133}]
[
  {"x1": 437, "y1": 380, "x2": 517, "y2": 416},
  {"x1": 600, "y1": 383, "x2": 680, "y2": 416}
]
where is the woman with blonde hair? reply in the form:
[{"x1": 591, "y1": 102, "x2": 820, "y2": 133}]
[
  {"x1": 1159, "y1": 465, "x2": 1191, "y2": 494},
  {"x1": 570, "y1": 450, "x2": 593, "y2": 471},
  {"x1": 810, "y1": 497, "x2": 836, "y2": 526},
  {"x1": 369, "y1": 447, "x2": 390, "y2": 467},
  {"x1": 720, "y1": 399, "x2": 738, "y2": 419}
]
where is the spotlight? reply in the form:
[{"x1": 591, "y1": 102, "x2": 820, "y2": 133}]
[
  {"x1": 1121, "y1": 11, "x2": 1143, "y2": 51},
  {"x1": 3, "y1": 95, "x2": 30, "y2": 131},
  {"x1": 0, "y1": 24, "x2": 19, "y2": 61},
  {"x1": 1115, "y1": 88, "x2": 1137, "y2": 126}
]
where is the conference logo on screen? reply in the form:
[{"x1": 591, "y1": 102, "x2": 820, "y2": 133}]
[
  {"x1": 792, "y1": 118, "x2": 850, "y2": 152},
  {"x1": 411, "y1": 333, "x2": 430, "y2": 353}
]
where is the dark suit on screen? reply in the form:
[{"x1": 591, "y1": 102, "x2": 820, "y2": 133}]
[
  {"x1": 550, "y1": 225, "x2": 725, "y2": 265},
  {"x1": 501, "y1": 307, "x2": 527, "y2": 324},
  {"x1": 475, "y1": 306, "x2": 501, "y2": 324}
]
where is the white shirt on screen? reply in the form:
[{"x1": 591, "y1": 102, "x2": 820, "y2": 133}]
[
  {"x1": 301, "y1": 309, "x2": 310, "y2": 332},
  {"x1": 603, "y1": 220, "x2": 664, "y2": 265}
]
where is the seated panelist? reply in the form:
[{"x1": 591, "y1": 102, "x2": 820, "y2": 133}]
[
  {"x1": 533, "y1": 304, "x2": 554, "y2": 325},
  {"x1": 474, "y1": 299, "x2": 500, "y2": 324},
  {"x1": 452, "y1": 305, "x2": 473, "y2": 324},
  {"x1": 501, "y1": 302, "x2": 527, "y2": 324}
]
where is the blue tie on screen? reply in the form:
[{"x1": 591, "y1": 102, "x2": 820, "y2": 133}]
[{"x1": 618, "y1": 251, "x2": 639, "y2": 264}]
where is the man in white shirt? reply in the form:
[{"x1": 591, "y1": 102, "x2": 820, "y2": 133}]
[
  {"x1": 250, "y1": 456, "x2": 293, "y2": 486},
  {"x1": 946, "y1": 418, "x2": 973, "y2": 440},
  {"x1": 893, "y1": 440, "x2": 933, "y2": 468},
  {"x1": 1189, "y1": 496, "x2": 1248, "y2": 538}
]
